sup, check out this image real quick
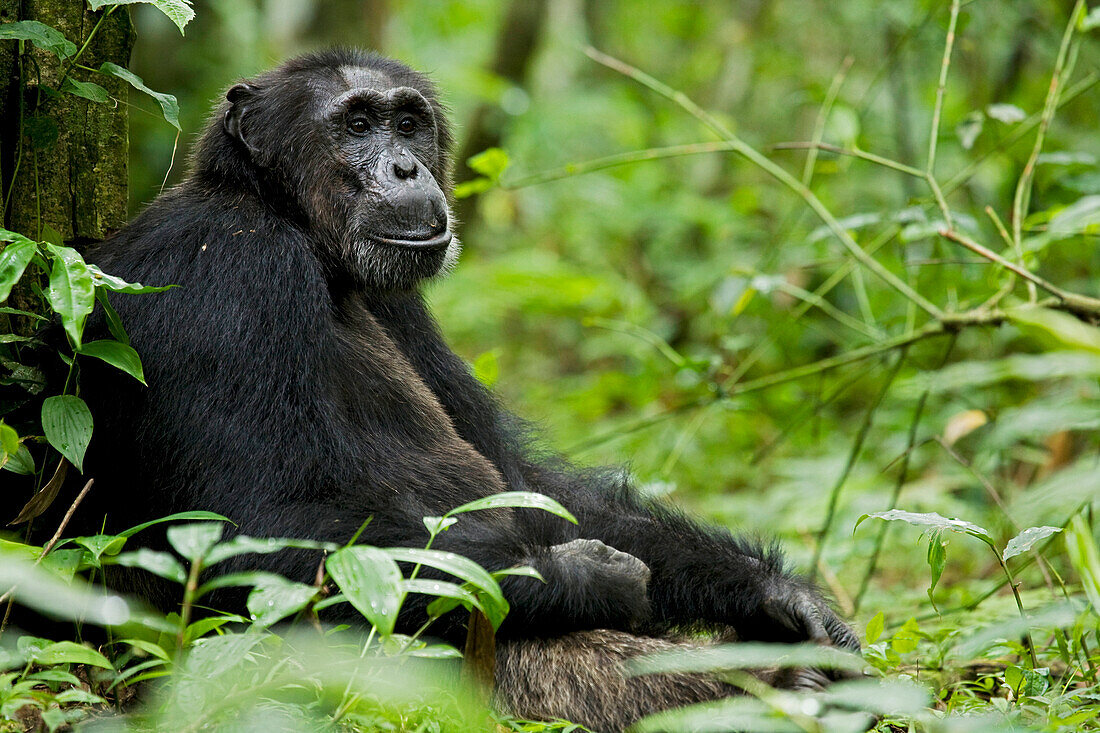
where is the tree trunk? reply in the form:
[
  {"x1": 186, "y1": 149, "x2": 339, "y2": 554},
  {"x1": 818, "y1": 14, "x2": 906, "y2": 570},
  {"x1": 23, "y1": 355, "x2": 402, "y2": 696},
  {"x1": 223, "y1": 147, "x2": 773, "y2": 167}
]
[{"x1": 1, "y1": 2, "x2": 133, "y2": 246}]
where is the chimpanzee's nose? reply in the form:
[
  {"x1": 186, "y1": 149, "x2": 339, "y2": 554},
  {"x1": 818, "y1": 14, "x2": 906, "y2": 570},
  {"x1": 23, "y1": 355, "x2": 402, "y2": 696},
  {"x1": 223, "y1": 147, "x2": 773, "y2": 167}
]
[{"x1": 393, "y1": 155, "x2": 418, "y2": 180}]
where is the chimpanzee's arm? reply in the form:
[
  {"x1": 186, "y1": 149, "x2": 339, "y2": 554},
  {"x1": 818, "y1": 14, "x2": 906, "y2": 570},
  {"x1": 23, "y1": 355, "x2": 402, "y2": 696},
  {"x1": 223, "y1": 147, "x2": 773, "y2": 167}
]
[{"x1": 519, "y1": 467, "x2": 860, "y2": 651}]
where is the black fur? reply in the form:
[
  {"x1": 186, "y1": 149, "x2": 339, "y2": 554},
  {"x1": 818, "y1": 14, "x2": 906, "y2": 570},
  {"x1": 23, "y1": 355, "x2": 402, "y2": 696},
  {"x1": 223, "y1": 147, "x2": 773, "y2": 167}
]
[{"x1": 61, "y1": 50, "x2": 857, "y2": 722}]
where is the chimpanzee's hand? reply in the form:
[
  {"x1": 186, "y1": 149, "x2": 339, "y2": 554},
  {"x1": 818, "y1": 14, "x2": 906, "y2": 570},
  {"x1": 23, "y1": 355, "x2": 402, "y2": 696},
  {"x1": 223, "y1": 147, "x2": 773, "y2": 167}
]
[
  {"x1": 755, "y1": 580, "x2": 859, "y2": 652},
  {"x1": 550, "y1": 538, "x2": 651, "y2": 625}
]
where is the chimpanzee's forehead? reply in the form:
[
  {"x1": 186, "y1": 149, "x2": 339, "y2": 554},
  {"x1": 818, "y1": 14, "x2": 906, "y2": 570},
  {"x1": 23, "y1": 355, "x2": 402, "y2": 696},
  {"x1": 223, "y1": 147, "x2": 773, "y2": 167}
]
[{"x1": 338, "y1": 65, "x2": 396, "y2": 94}]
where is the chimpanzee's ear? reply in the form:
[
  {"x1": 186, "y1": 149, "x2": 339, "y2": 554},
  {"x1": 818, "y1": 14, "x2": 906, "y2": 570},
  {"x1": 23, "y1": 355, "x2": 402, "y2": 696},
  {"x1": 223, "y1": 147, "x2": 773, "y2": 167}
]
[{"x1": 223, "y1": 83, "x2": 260, "y2": 155}]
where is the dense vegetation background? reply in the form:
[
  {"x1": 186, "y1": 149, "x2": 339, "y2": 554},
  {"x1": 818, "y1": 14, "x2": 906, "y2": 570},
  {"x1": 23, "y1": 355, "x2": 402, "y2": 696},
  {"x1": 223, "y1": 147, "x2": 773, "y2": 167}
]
[{"x1": 2, "y1": 0, "x2": 1100, "y2": 730}]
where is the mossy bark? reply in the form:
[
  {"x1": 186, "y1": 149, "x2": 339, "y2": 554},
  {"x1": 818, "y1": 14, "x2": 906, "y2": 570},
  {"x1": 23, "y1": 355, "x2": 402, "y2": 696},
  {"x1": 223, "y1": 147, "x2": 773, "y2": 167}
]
[{"x1": 1, "y1": 2, "x2": 134, "y2": 245}]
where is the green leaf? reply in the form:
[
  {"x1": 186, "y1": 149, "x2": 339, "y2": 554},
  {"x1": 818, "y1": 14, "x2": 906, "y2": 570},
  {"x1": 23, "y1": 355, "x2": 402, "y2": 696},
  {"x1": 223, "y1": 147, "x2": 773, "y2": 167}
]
[
  {"x1": 72, "y1": 534, "x2": 127, "y2": 561},
  {"x1": 864, "y1": 611, "x2": 885, "y2": 644},
  {"x1": 40, "y1": 395, "x2": 92, "y2": 472},
  {"x1": 0, "y1": 239, "x2": 36, "y2": 303},
  {"x1": 204, "y1": 535, "x2": 338, "y2": 566},
  {"x1": 445, "y1": 491, "x2": 578, "y2": 523},
  {"x1": 627, "y1": 641, "x2": 866, "y2": 676},
  {"x1": 422, "y1": 515, "x2": 457, "y2": 536},
  {"x1": 467, "y1": 148, "x2": 509, "y2": 180},
  {"x1": 406, "y1": 578, "x2": 481, "y2": 617},
  {"x1": 384, "y1": 546, "x2": 508, "y2": 628},
  {"x1": 117, "y1": 511, "x2": 231, "y2": 538},
  {"x1": 109, "y1": 548, "x2": 186, "y2": 584},
  {"x1": 0, "y1": 422, "x2": 18, "y2": 456},
  {"x1": 95, "y1": 288, "x2": 129, "y2": 345},
  {"x1": 45, "y1": 244, "x2": 94, "y2": 348},
  {"x1": 856, "y1": 509, "x2": 994, "y2": 547},
  {"x1": 1084, "y1": 6, "x2": 1100, "y2": 31},
  {"x1": 926, "y1": 530, "x2": 947, "y2": 608},
  {"x1": 2, "y1": 444, "x2": 35, "y2": 475},
  {"x1": 32, "y1": 641, "x2": 112, "y2": 669},
  {"x1": 87, "y1": 1, "x2": 194, "y2": 35},
  {"x1": 326, "y1": 546, "x2": 405, "y2": 636},
  {"x1": 166, "y1": 523, "x2": 224, "y2": 563},
  {"x1": 1008, "y1": 305, "x2": 1100, "y2": 355},
  {"x1": 472, "y1": 349, "x2": 501, "y2": 387},
  {"x1": 98, "y1": 62, "x2": 181, "y2": 130},
  {"x1": 60, "y1": 78, "x2": 109, "y2": 103},
  {"x1": 491, "y1": 565, "x2": 545, "y2": 582},
  {"x1": 88, "y1": 264, "x2": 175, "y2": 294},
  {"x1": 246, "y1": 576, "x2": 316, "y2": 627},
  {"x1": 78, "y1": 340, "x2": 146, "y2": 385},
  {"x1": 1002, "y1": 525, "x2": 1062, "y2": 562},
  {"x1": 0, "y1": 20, "x2": 77, "y2": 59}
]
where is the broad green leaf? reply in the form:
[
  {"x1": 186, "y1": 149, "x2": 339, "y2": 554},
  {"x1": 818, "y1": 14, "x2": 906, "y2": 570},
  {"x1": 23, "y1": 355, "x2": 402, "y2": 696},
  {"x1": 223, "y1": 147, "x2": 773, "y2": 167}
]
[
  {"x1": 899, "y1": 352, "x2": 1100, "y2": 396},
  {"x1": 118, "y1": 510, "x2": 231, "y2": 538},
  {"x1": 819, "y1": 678, "x2": 932, "y2": 716},
  {"x1": 166, "y1": 523, "x2": 224, "y2": 563},
  {"x1": 384, "y1": 546, "x2": 508, "y2": 628},
  {"x1": 0, "y1": 239, "x2": 36, "y2": 302},
  {"x1": 855, "y1": 509, "x2": 994, "y2": 547},
  {"x1": 87, "y1": 1, "x2": 194, "y2": 35},
  {"x1": 865, "y1": 611, "x2": 885, "y2": 644},
  {"x1": 60, "y1": 78, "x2": 109, "y2": 103},
  {"x1": 119, "y1": 638, "x2": 171, "y2": 662},
  {"x1": 32, "y1": 641, "x2": 112, "y2": 670},
  {"x1": 491, "y1": 565, "x2": 545, "y2": 582},
  {"x1": 445, "y1": 491, "x2": 578, "y2": 523},
  {"x1": 246, "y1": 576, "x2": 316, "y2": 627},
  {"x1": 1005, "y1": 664, "x2": 1051, "y2": 698},
  {"x1": 0, "y1": 20, "x2": 77, "y2": 59},
  {"x1": 78, "y1": 340, "x2": 146, "y2": 384},
  {"x1": 1008, "y1": 305, "x2": 1100, "y2": 355},
  {"x1": 0, "y1": 306, "x2": 47, "y2": 320},
  {"x1": 195, "y1": 570, "x2": 288, "y2": 599},
  {"x1": 45, "y1": 244, "x2": 94, "y2": 348},
  {"x1": 2, "y1": 444, "x2": 35, "y2": 475},
  {"x1": 40, "y1": 395, "x2": 92, "y2": 472},
  {"x1": 109, "y1": 549, "x2": 186, "y2": 584},
  {"x1": 98, "y1": 62, "x2": 181, "y2": 130},
  {"x1": 327, "y1": 546, "x2": 404, "y2": 636},
  {"x1": 0, "y1": 422, "x2": 18, "y2": 455},
  {"x1": 1013, "y1": 461, "x2": 1100, "y2": 526},
  {"x1": 88, "y1": 264, "x2": 175, "y2": 294},
  {"x1": 406, "y1": 644, "x2": 463, "y2": 659},
  {"x1": 407, "y1": 578, "x2": 481, "y2": 620},
  {"x1": 956, "y1": 601, "x2": 1079, "y2": 658},
  {"x1": 71, "y1": 534, "x2": 127, "y2": 561},
  {"x1": 1002, "y1": 525, "x2": 1062, "y2": 562}
]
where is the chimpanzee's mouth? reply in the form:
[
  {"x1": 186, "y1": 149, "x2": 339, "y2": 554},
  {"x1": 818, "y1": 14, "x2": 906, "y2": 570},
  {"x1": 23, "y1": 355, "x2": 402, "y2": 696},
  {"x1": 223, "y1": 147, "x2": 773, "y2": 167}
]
[{"x1": 368, "y1": 228, "x2": 452, "y2": 251}]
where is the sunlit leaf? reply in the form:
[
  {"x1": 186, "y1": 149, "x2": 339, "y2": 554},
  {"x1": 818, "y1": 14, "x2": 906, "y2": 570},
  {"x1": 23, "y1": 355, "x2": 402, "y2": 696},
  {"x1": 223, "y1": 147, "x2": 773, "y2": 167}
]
[
  {"x1": 855, "y1": 509, "x2": 993, "y2": 547},
  {"x1": 246, "y1": 576, "x2": 316, "y2": 627},
  {"x1": 109, "y1": 549, "x2": 186, "y2": 584},
  {"x1": 118, "y1": 511, "x2": 231, "y2": 538},
  {"x1": 445, "y1": 491, "x2": 578, "y2": 523},
  {"x1": 87, "y1": 263, "x2": 175, "y2": 294},
  {"x1": 0, "y1": 239, "x2": 36, "y2": 302},
  {"x1": 327, "y1": 546, "x2": 404, "y2": 636},
  {"x1": 60, "y1": 78, "x2": 109, "y2": 103},
  {"x1": 87, "y1": 0, "x2": 194, "y2": 35},
  {"x1": 1002, "y1": 526, "x2": 1062, "y2": 562},
  {"x1": 166, "y1": 523, "x2": 224, "y2": 563}
]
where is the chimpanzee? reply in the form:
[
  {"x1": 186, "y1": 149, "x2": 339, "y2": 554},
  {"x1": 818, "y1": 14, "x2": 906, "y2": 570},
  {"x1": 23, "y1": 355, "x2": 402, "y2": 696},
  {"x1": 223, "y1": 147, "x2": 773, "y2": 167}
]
[{"x1": 68, "y1": 49, "x2": 857, "y2": 731}]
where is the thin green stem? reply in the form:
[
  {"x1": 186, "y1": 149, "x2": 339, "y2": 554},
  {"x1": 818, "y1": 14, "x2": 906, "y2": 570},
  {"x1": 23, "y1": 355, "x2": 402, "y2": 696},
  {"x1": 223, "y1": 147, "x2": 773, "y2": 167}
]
[
  {"x1": 810, "y1": 350, "x2": 906, "y2": 582},
  {"x1": 926, "y1": 0, "x2": 961, "y2": 176},
  {"x1": 57, "y1": 6, "x2": 117, "y2": 89},
  {"x1": 997, "y1": 553, "x2": 1039, "y2": 668},
  {"x1": 585, "y1": 47, "x2": 944, "y2": 320},
  {"x1": 802, "y1": 56, "x2": 853, "y2": 185},
  {"x1": 1011, "y1": 1, "x2": 1085, "y2": 263},
  {"x1": 772, "y1": 141, "x2": 924, "y2": 178},
  {"x1": 505, "y1": 142, "x2": 739, "y2": 188}
]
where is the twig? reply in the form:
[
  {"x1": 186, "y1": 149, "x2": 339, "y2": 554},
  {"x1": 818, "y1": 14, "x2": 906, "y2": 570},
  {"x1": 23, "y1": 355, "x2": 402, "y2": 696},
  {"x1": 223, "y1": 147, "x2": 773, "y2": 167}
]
[
  {"x1": 810, "y1": 351, "x2": 906, "y2": 582},
  {"x1": 0, "y1": 479, "x2": 94, "y2": 635},
  {"x1": 802, "y1": 56, "x2": 854, "y2": 185},
  {"x1": 926, "y1": 0, "x2": 961, "y2": 180},
  {"x1": 940, "y1": 228, "x2": 1100, "y2": 314},
  {"x1": 771, "y1": 142, "x2": 924, "y2": 179},
  {"x1": 1011, "y1": 0, "x2": 1085, "y2": 275},
  {"x1": 584, "y1": 46, "x2": 945, "y2": 320},
  {"x1": 505, "y1": 141, "x2": 739, "y2": 188}
]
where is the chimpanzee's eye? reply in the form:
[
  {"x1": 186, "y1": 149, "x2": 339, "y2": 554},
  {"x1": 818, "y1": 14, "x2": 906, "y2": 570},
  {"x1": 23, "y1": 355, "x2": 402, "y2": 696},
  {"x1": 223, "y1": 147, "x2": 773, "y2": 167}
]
[
  {"x1": 347, "y1": 115, "x2": 370, "y2": 135},
  {"x1": 396, "y1": 116, "x2": 416, "y2": 135}
]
